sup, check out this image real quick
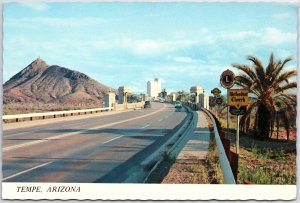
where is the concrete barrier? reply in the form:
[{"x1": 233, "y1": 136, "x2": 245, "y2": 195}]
[{"x1": 127, "y1": 102, "x2": 144, "y2": 110}]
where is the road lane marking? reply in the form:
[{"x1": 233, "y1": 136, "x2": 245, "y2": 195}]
[
  {"x1": 4, "y1": 131, "x2": 30, "y2": 137},
  {"x1": 102, "y1": 135, "x2": 124, "y2": 144},
  {"x1": 4, "y1": 106, "x2": 166, "y2": 152},
  {"x1": 140, "y1": 124, "x2": 150, "y2": 129},
  {"x1": 3, "y1": 110, "x2": 144, "y2": 137},
  {"x1": 4, "y1": 115, "x2": 126, "y2": 138},
  {"x1": 3, "y1": 161, "x2": 53, "y2": 181},
  {"x1": 158, "y1": 119, "x2": 163, "y2": 122}
]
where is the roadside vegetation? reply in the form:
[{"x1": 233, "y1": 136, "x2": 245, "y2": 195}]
[
  {"x1": 232, "y1": 53, "x2": 296, "y2": 140},
  {"x1": 226, "y1": 129, "x2": 296, "y2": 184},
  {"x1": 211, "y1": 53, "x2": 296, "y2": 184},
  {"x1": 156, "y1": 135, "x2": 224, "y2": 184}
]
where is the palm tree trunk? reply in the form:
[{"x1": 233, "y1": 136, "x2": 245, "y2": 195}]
[
  {"x1": 270, "y1": 116, "x2": 274, "y2": 139},
  {"x1": 246, "y1": 117, "x2": 250, "y2": 134},
  {"x1": 257, "y1": 104, "x2": 272, "y2": 140},
  {"x1": 276, "y1": 113, "x2": 279, "y2": 140},
  {"x1": 254, "y1": 110, "x2": 258, "y2": 137}
]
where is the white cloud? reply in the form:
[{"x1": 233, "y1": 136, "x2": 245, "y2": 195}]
[
  {"x1": 218, "y1": 28, "x2": 296, "y2": 49},
  {"x1": 272, "y1": 12, "x2": 293, "y2": 20},
  {"x1": 131, "y1": 86, "x2": 146, "y2": 93},
  {"x1": 262, "y1": 27, "x2": 296, "y2": 45},
  {"x1": 221, "y1": 31, "x2": 260, "y2": 40},
  {"x1": 172, "y1": 56, "x2": 194, "y2": 63},
  {"x1": 6, "y1": 17, "x2": 108, "y2": 28},
  {"x1": 132, "y1": 40, "x2": 167, "y2": 55},
  {"x1": 20, "y1": 2, "x2": 49, "y2": 11},
  {"x1": 115, "y1": 38, "x2": 200, "y2": 55}
]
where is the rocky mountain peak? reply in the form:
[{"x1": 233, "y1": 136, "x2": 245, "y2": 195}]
[
  {"x1": 3, "y1": 59, "x2": 114, "y2": 108},
  {"x1": 31, "y1": 57, "x2": 49, "y2": 69},
  {"x1": 8, "y1": 58, "x2": 49, "y2": 83}
]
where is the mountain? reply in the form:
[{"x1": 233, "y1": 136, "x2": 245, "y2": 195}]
[{"x1": 3, "y1": 58, "x2": 114, "y2": 108}]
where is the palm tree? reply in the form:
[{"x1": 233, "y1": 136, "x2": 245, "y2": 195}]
[{"x1": 232, "y1": 53, "x2": 296, "y2": 140}]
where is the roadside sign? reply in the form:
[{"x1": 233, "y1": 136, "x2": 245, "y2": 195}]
[
  {"x1": 229, "y1": 106, "x2": 247, "y2": 115},
  {"x1": 211, "y1": 88, "x2": 221, "y2": 96},
  {"x1": 215, "y1": 97, "x2": 223, "y2": 105},
  {"x1": 228, "y1": 89, "x2": 248, "y2": 109},
  {"x1": 209, "y1": 96, "x2": 216, "y2": 107},
  {"x1": 220, "y1": 69, "x2": 235, "y2": 89}
]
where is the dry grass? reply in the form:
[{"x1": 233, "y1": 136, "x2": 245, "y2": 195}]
[
  {"x1": 218, "y1": 116, "x2": 296, "y2": 185},
  {"x1": 161, "y1": 159, "x2": 210, "y2": 184},
  {"x1": 237, "y1": 145, "x2": 296, "y2": 184}
]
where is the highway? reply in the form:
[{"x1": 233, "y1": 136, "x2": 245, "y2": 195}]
[{"x1": 2, "y1": 102, "x2": 187, "y2": 183}]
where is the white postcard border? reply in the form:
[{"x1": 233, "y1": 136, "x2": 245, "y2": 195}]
[{"x1": 1, "y1": 183, "x2": 297, "y2": 200}]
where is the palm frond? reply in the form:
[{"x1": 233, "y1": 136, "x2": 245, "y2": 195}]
[
  {"x1": 276, "y1": 82, "x2": 297, "y2": 93},
  {"x1": 266, "y1": 53, "x2": 274, "y2": 77},
  {"x1": 274, "y1": 93, "x2": 297, "y2": 106},
  {"x1": 274, "y1": 56, "x2": 293, "y2": 77},
  {"x1": 231, "y1": 64, "x2": 258, "y2": 82},
  {"x1": 247, "y1": 55, "x2": 266, "y2": 89},
  {"x1": 276, "y1": 70, "x2": 297, "y2": 85}
]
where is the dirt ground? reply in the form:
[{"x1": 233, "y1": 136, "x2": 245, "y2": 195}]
[
  {"x1": 227, "y1": 130, "x2": 296, "y2": 184},
  {"x1": 161, "y1": 159, "x2": 210, "y2": 184}
]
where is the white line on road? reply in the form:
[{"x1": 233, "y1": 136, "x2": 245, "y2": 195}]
[
  {"x1": 4, "y1": 107, "x2": 166, "y2": 152},
  {"x1": 140, "y1": 124, "x2": 150, "y2": 129},
  {"x1": 102, "y1": 135, "x2": 124, "y2": 144},
  {"x1": 4, "y1": 117, "x2": 117, "y2": 138},
  {"x1": 3, "y1": 161, "x2": 53, "y2": 181},
  {"x1": 4, "y1": 131, "x2": 30, "y2": 137},
  {"x1": 158, "y1": 119, "x2": 163, "y2": 122},
  {"x1": 194, "y1": 131, "x2": 211, "y2": 134}
]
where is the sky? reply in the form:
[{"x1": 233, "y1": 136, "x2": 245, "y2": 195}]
[{"x1": 3, "y1": 1, "x2": 298, "y2": 94}]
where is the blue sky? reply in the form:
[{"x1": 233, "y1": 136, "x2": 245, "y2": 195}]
[{"x1": 3, "y1": 2, "x2": 297, "y2": 94}]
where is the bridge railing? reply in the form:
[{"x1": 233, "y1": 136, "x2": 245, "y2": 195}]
[
  {"x1": 3, "y1": 107, "x2": 113, "y2": 123},
  {"x1": 201, "y1": 107, "x2": 236, "y2": 184},
  {"x1": 3, "y1": 102, "x2": 145, "y2": 123}
]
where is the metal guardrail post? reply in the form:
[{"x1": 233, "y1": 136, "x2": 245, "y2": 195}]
[{"x1": 201, "y1": 108, "x2": 236, "y2": 184}]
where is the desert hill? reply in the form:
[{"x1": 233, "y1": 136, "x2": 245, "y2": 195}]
[{"x1": 4, "y1": 58, "x2": 114, "y2": 112}]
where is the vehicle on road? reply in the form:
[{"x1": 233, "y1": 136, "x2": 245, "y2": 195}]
[
  {"x1": 144, "y1": 101, "x2": 151, "y2": 108},
  {"x1": 174, "y1": 101, "x2": 182, "y2": 109}
]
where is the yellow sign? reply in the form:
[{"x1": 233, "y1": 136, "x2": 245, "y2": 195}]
[{"x1": 228, "y1": 89, "x2": 248, "y2": 109}]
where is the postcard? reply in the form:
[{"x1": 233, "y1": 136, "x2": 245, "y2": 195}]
[{"x1": 1, "y1": 0, "x2": 298, "y2": 200}]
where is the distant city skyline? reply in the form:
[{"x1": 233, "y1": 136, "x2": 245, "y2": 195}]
[
  {"x1": 147, "y1": 78, "x2": 162, "y2": 98},
  {"x1": 4, "y1": 2, "x2": 297, "y2": 94}
]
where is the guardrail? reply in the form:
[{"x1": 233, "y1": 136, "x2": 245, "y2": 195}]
[
  {"x1": 143, "y1": 105, "x2": 195, "y2": 183},
  {"x1": 201, "y1": 107, "x2": 236, "y2": 184},
  {"x1": 3, "y1": 107, "x2": 113, "y2": 123}
]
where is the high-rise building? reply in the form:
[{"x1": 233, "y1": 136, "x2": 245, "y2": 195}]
[{"x1": 147, "y1": 78, "x2": 161, "y2": 98}]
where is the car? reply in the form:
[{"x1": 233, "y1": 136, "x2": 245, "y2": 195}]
[
  {"x1": 144, "y1": 101, "x2": 151, "y2": 108},
  {"x1": 174, "y1": 101, "x2": 182, "y2": 109}
]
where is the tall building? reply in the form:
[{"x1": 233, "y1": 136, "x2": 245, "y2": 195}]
[{"x1": 147, "y1": 78, "x2": 161, "y2": 98}]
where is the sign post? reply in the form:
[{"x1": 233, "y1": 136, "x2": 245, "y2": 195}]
[
  {"x1": 227, "y1": 91, "x2": 230, "y2": 139},
  {"x1": 211, "y1": 88, "x2": 222, "y2": 118},
  {"x1": 220, "y1": 69, "x2": 235, "y2": 139},
  {"x1": 237, "y1": 115, "x2": 240, "y2": 154},
  {"x1": 228, "y1": 89, "x2": 248, "y2": 155}
]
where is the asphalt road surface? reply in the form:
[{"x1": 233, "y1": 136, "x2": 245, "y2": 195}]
[{"x1": 2, "y1": 102, "x2": 187, "y2": 183}]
